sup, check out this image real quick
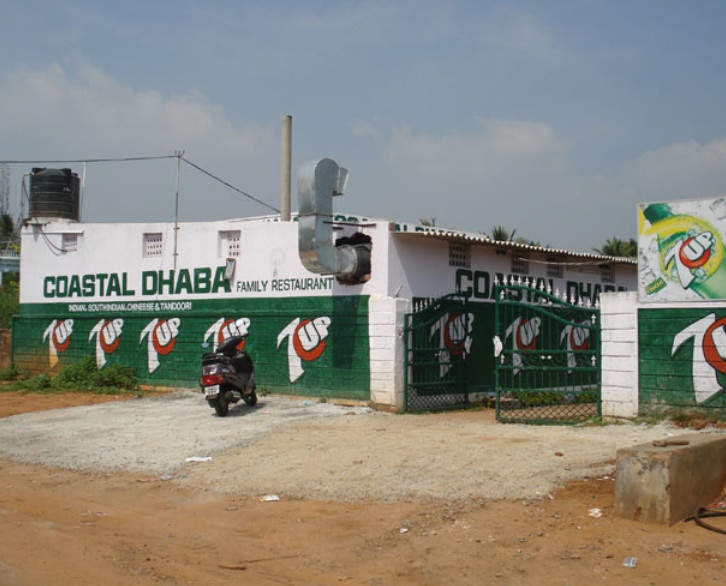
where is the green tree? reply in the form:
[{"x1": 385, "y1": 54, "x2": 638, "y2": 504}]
[
  {"x1": 594, "y1": 237, "x2": 637, "y2": 257},
  {"x1": 0, "y1": 213, "x2": 14, "y2": 241},
  {"x1": 0, "y1": 279, "x2": 18, "y2": 329},
  {"x1": 489, "y1": 225, "x2": 516, "y2": 241},
  {"x1": 487, "y1": 225, "x2": 546, "y2": 247},
  {"x1": 419, "y1": 217, "x2": 436, "y2": 227}
]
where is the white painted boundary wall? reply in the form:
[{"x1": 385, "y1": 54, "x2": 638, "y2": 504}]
[
  {"x1": 600, "y1": 291, "x2": 639, "y2": 418},
  {"x1": 368, "y1": 296, "x2": 410, "y2": 409}
]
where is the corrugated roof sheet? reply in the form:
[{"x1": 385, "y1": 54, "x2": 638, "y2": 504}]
[
  {"x1": 257, "y1": 212, "x2": 637, "y2": 265},
  {"x1": 392, "y1": 225, "x2": 637, "y2": 265}
]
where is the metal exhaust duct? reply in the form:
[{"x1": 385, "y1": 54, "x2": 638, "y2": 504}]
[{"x1": 297, "y1": 158, "x2": 370, "y2": 282}]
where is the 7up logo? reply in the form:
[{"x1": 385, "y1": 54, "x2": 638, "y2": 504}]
[
  {"x1": 671, "y1": 313, "x2": 726, "y2": 404},
  {"x1": 204, "y1": 317, "x2": 251, "y2": 351},
  {"x1": 665, "y1": 231, "x2": 714, "y2": 289},
  {"x1": 140, "y1": 318, "x2": 181, "y2": 373},
  {"x1": 430, "y1": 312, "x2": 474, "y2": 377},
  {"x1": 42, "y1": 319, "x2": 74, "y2": 368},
  {"x1": 561, "y1": 320, "x2": 592, "y2": 371},
  {"x1": 89, "y1": 318, "x2": 124, "y2": 368},
  {"x1": 504, "y1": 316, "x2": 541, "y2": 376},
  {"x1": 277, "y1": 317, "x2": 330, "y2": 383}
]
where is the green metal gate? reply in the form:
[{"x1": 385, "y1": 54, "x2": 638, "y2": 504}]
[
  {"x1": 404, "y1": 294, "x2": 472, "y2": 411},
  {"x1": 494, "y1": 282, "x2": 601, "y2": 424}
]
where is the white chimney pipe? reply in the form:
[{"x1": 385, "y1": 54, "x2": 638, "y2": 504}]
[{"x1": 280, "y1": 114, "x2": 292, "y2": 221}]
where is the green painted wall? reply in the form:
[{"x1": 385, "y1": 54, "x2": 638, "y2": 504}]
[
  {"x1": 639, "y1": 307, "x2": 726, "y2": 414},
  {"x1": 12, "y1": 296, "x2": 370, "y2": 400}
]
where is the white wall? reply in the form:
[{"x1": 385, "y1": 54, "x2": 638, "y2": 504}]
[
  {"x1": 600, "y1": 291, "x2": 639, "y2": 418},
  {"x1": 20, "y1": 217, "x2": 391, "y2": 304},
  {"x1": 368, "y1": 295, "x2": 410, "y2": 409},
  {"x1": 387, "y1": 234, "x2": 637, "y2": 303}
]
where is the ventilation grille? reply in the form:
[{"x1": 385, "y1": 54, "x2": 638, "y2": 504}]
[
  {"x1": 448, "y1": 242, "x2": 470, "y2": 267},
  {"x1": 219, "y1": 230, "x2": 241, "y2": 258},
  {"x1": 143, "y1": 233, "x2": 163, "y2": 257}
]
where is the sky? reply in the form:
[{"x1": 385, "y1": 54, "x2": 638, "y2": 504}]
[{"x1": 2, "y1": 0, "x2": 726, "y2": 251}]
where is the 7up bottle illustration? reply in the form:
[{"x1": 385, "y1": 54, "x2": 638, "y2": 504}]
[{"x1": 642, "y1": 202, "x2": 726, "y2": 300}]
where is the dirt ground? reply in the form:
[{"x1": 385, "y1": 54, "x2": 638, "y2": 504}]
[{"x1": 0, "y1": 391, "x2": 723, "y2": 585}]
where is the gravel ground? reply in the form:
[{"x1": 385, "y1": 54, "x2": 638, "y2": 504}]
[{"x1": 0, "y1": 390, "x2": 720, "y2": 502}]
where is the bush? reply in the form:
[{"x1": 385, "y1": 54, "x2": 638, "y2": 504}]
[
  {"x1": 10, "y1": 357, "x2": 138, "y2": 394},
  {"x1": 23, "y1": 374, "x2": 52, "y2": 391},
  {"x1": 0, "y1": 363, "x2": 28, "y2": 381},
  {"x1": 51, "y1": 357, "x2": 98, "y2": 389},
  {"x1": 574, "y1": 388, "x2": 599, "y2": 404},
  {"x1": 512, "y1": 390, "x2": 564, "y2": 407},
  {"x1": 91, "y1": 363, "x2": 138, "y2": 390},
  {"x1": 511, "y1": 388, "x2": 600, "y2": 407}
]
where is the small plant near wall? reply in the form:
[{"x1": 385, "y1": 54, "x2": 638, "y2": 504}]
[
  {"x1": 0, "y1": 363, "x2": 27, "y2": 381},
  {"x1": 0, "y1": 357, "x2": 140, "y2": 396}
]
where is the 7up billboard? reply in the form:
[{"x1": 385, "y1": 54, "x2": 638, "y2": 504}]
[
  {"x1": 639, "y1": 198, "x2": 726, "y2": 302},
  {"x1": 639, "y1": 308, "x2": 726, "y2": 412}
]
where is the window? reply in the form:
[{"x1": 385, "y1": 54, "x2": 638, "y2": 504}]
[
  {"x1": 601, "y1": 265, "x2": 615, "y2": 284},
  {"x1": 546, "y1": 260, "x2": 562, "y2": 279},
  {"x1": 511, "y1": 257, "x2": 529, "y2": 275},
  {"x1": 219, "y1": 230, "x2": 241, "y2": 258},
  {"x1": 143, "y1": 233, "x2": 163, "y2": 257},
  {"x1": 62, "y1": 233, "x2": 78, "y2": 252},
  {"x1": 448, "y1": 242, "x2": 470, "y2": 268}
]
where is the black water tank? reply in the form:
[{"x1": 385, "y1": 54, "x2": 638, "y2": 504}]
[{"x1": 29, "y1": 167, "x2": 80, "y2": 221}]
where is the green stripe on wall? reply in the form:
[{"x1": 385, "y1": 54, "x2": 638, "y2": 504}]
[
  {"x1": 12, "y1": 296, "x2": 370, "y2": 400},
  {"x1": 638, "y1": 307, "x2": 726, "y2": 414}
]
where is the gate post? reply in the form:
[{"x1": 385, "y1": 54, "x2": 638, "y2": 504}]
[{"x1": 369, "y1": 295, "x2": 410, "y2": 409}]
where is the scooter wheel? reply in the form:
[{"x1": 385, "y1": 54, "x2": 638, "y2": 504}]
[
  {"x1": 210, "y1": 397, "x2": 229, "y2": 417},
  {"x1": 243, "y1": 390, "x2": 258, "y2": 407}
]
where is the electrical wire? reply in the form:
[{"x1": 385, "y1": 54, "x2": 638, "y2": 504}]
[
  {"x1": 0, "y1": 155, "x2": 177, "y2": 164},
  {"x1": 691, "y1": 494, "x2": 726, "y2": 535},
  {"x1": 35, "y1": 226, "x2": 67, "y2": 256},
  {"x1": 181, "y1": 156, "x2": 280, "y2": 213},
  {"x1": 692, "y1": 508, "x2": 726, "y2": 535},
  {"x1": 2, "y1": 153, "x2": 281, "y2": 214}
]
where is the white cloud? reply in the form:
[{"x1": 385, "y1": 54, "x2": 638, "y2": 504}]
[
  {"x1": 386, "y1": 118, "x2": 567, "y2": 180},
  {"x1": 0, "y1": 64, "x2": 279, "y2": 221},
  {"x1": 350, "y1": 120, "x2": 382, "y2": 138},
  {"x1": 627, "y1": 138, "x2": 726, "y2": 201},
  {"x1": 6, "y1": 63, "x2": 726, "y2": 252},
  {"x1": 479, "y1": 6, "x2": 566, "y2": 65},
  {"x1": 1, "y1": 64, "x2": 274, "y2": 157},
  {"x1": 380, "y1": 125, "x2": 726, "y2": 249},
  {"x1": 365, "y1": 119, "x2": 630, "y2": 249}
]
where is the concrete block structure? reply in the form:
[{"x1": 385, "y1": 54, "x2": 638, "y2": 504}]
[{"x1": 614, "y1": 432, "x2": 726, "y2": 524}]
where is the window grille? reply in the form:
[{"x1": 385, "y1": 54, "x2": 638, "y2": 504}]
[
  {"x1": 219, "y1": 230, "x2": 241, "y2": 258},
  {"x1": 601, "y1": 265, "x2": 615, "y2": 284},
  {"x1": 511, "y1": 257, "x2": 529, "y2": 275},
  {"x1": 62, "y1": 233, "x2": 78, "y2": 252},
  {"x1": 546, "y1": 260, "x2": 563, "y2": 278},
  {"x1": 448, "y1": 242, "x2": 470, "y2": 267},
  {"x1": 143, "y1": 233, "x2": 163, "y2": 257}
]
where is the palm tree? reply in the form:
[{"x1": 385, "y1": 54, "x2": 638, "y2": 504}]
[
  {"x1": 489, "y1": 225, "x2": 516, "y2": 242},
  {"x1": 594, "y1": 237, "x2": 637, "y2": 257},
  {"x1": 419, "y1": 217, "x2": 436, "y2": 227}
]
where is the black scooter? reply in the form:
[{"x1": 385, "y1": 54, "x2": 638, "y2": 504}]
[{"x1": 199, "y1": 335, "x2": 257, "y2": 416}]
